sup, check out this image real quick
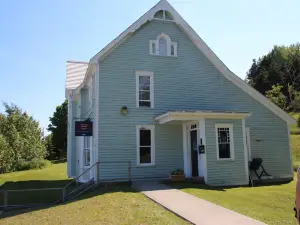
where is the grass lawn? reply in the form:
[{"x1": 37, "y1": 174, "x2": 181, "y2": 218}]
[
  {"x1": 169, "y1": 179, "x2": 295, "y2": 225},
  {"x1": 292, "y1": 134, "x2": 300, "y2": 168},
  {"x1": 0, "y1": 162, "x2": 71, "y2": 206},
  {"x1": 0, "y1": 161, "x2": 69, "y2": 187},
  {"x1": 166, "y1": 134, "x2": 300, "y2": 225},
  {"x1": 0, "y1": 162, "x2": 188, "y2": 225},
  {"x1": 1, "y1": 184, "x2": 189, "y2": 225}
]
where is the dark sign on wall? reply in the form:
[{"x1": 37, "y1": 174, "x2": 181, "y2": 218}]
[{"x1": 75, "y1": 121, "x2": 93, "y2": 136}]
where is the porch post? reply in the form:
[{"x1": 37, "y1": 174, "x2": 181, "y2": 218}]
[{"x1": 182, "y1": 123, "x2": 188, "y2": 176}]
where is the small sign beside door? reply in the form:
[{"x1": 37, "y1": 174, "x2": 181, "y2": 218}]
[
  {"x1": 75, "y1": 121, "x2": 93, "y2": 136},
  {"x1": 198, "y1": 145, "x2": 205, "y2": 154}
]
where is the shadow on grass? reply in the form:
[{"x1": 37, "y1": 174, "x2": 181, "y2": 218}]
[
  {"x1": 0, "y1": 180, "x2": 136, "y2": 219},
  {"x1": 50, "y1": 158, "x2": 67, "y2": 164}
]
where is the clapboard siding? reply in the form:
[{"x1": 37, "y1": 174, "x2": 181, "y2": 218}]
[
  {"x1": 98, "y1": 124, "x2": 183, "y2": 180},
  {"x1": 97, "y1": 20, "x2": 292, "y2": 182},
  {"x1": 205, "y1": 119, "x2": 246, "y2": 186}
]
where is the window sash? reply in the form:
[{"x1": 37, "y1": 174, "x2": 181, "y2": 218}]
[
  {"x1": 136, "y1": 72, "x2": 153, "y2": 108},
  {"x1": 216, "y1": 125, "x2": 233, "y2": 160},
  {"x1": 137, "y1": 126, "x2": 155, "y2": 166}
]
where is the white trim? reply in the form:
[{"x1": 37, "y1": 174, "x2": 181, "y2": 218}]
[
  {"x1": 76, "y1": 92, "x2": 82, "y2": 177},
  {"x1": 246, "y1": 127, "x2": 251, "y2": 160},
  {"x1": 149, "y1": 40, "x2": 156, "y2": 55},
  {"x1": 94, "y1": 63, "x2": 100, "y2": 182},
  {"x1": 182, "y1": 124, "x2": 188, "y2": 176},
  {"x1": 67, "y1": 94, "x2": 72, "y2": 177},
  {"x1": 135, "y1": 71, "x2": 154, "y2": 108},
  {"x1": 215, "y1": 124, "x2": 234, "y2": 161},
  {"x1": 84, "y1": 0, "x2": 295, "y2": 125},
  {"x1": 242, "y1": 120, "x2": 249, "y2": 183},
  {"x1": 156, "y1": 111, "x2": 251, "y2": 124},
  {"x1": 171, "y1": 42, "x2": 177, "y2": 57},
  {"x1": 287, "y1": 123, "x2": 294, "y2": 175},
  {"x1": 136, "y1": 125, "x2": 155, "y2": 166},
  {"x1": 199, "y1": 118, "x2": 207, "y2": 183}
]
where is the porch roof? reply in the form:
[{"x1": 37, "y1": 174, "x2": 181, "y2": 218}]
[{"x1": 155, "y1": 110, "x2": 252, "y2": 124}]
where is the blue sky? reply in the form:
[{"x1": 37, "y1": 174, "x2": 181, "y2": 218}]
[{"x1": 0, "y1": 0, "x2": 299, "y2": 131}]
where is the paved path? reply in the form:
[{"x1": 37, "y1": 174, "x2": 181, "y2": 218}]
[{"x1": 133, "y1": 181, "x2": 266, "y2": 225}]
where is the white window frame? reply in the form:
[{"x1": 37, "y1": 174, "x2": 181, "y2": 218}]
[
  {"x1": 149, "y1": 33, "x2": 177, "y2": 57},
  {"x1": 136, "y1": 125, "x2": 155, "y2": 166},
  {"x1": 215, "y1": 124, "x2": 234, "y2": 161},
  {"x1": 136, "y1": 71, "x2": 154, "y2": 108},
  {"x1": 83, "y1": 136, "x2": 91, "y2": 167}
]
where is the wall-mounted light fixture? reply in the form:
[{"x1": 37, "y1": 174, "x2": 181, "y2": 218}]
[{"x1": 120, "y1": 106, "x2": 128, "y2": 115}]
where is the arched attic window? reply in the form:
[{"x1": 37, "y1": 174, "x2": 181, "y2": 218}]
[
  {"x1": 149, "y1": 33, "x2": 177, "y2": 57},
  {"x1": 154, "y1": 10, "x2": 174, "y2": 21}
]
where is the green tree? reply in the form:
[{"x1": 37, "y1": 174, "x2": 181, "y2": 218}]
[
  {"x1": 266, "y1": 85, "x2": 287, "y2": 110},
  {"x1": 246, "y1": 43, "x2": 300, "y2": 112},
  {"x1": 0, "y1": 102, "x2": 46, "y2": 173},
  {"x1": 44, "y1": 133, "x2": 55, "y2": 160},
  {"x1": 48, "y1": 100, "x2": 68, "y2": 159}
]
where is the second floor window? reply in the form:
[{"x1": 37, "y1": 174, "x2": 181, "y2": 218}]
[
  {"x1": 150, "y1": 33, "x2": 177, "y2": 57},
  {"x1": 136, "y1": 71, "x2": 154, "y2": 108}
]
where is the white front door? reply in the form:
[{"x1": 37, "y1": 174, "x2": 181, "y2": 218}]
[{"x1": 79, "y1": 136, "x2": 92, "y2": 182}]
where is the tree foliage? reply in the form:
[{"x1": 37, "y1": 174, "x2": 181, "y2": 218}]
[
  {"x1": 47, "y1": 100, "x2": 68, "y2": 159},
  {"x1": 0, "y1": 103, "x2": 46, "y2": 173},
  {"x1": 266, "y1": 85, "x2": 287, "y2": 110},
  {"x1": 246, "y1": 44, "x2": 300, "y2": 112}
]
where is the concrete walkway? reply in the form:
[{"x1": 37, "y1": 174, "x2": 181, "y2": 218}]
[{"x1": 133, "y1": 181, "x2": 266, "y2": 225}]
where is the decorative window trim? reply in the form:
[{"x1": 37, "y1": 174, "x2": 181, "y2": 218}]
[
  {"x1": 136, "y1": 71, "x2": 154, "y2": 108},
  {"x1": 136, "y1": 125, "x2": 155, "y2": 167},
  {"x1": 153, "y1": 10, "x2": 174, "y2": 21},
  {"x1": 215, "y1": 124, "x2": 234, "y2": 161},
  {"x1": 149, "y1": 33, "x2": 177, "y2": 57}
]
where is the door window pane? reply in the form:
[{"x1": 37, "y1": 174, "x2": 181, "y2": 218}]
[{"x1": 84, "y1": 149, "x2": 90, "y2": 166}]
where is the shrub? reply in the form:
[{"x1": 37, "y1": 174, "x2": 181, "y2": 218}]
[
  {"x1": 171, "y1": 169, "x2": 184, "y2": 175},
  {"x1": 16, "y1": 159, "x2": 51, "y2": 171},
  {"x1": 298, "y1": 115, "x2": 300, "y2": 128}
]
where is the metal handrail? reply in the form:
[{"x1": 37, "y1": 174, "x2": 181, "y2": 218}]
[{"x1": 64, "y1": 161, "x2": 100, "y2": 189}]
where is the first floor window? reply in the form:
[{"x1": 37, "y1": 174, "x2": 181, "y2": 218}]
[
  {"x1": 216, "y1": 124, "x2": 234, "y2": 160},
  {"x1": 84, "y1": 136, "x2": 91, "y2": 166},
  {"x1": 137, "y1": 125, "x2": 155, "y2": 166}
]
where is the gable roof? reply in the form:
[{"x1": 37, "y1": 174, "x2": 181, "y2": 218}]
[
  {"x1": 71, "y1": 0, "x2": 295, "y2": 124},
  {"x1": 65, "y1": 61, "x2": 88, "y2": 93}
]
